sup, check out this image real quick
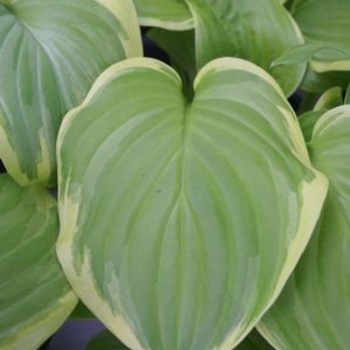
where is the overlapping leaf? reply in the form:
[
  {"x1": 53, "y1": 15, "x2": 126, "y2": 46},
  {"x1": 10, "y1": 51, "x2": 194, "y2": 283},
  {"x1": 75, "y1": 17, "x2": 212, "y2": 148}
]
[
  {"x1": 184, "y1": 0, "x2": 306, "y2": 96},
  {"x1": 132, "y1": 0, "x2": 193, "y2": 30},
  {"x1": 0, "y1": 0, "x2": 141, "y2": 186},
  {"x1": 57, "y1": 57, "x2": 327, "y2": 350},
  {"x1": 235, "y1": 328, "x2": 275, "y2": 350},
  {"x1": 259, "y1": 105, "x2": 350, "y2": 349},
  {"x1": 0, "y1": 174, "x2": 77, "y2": 350},
  {"x1": 88, "y1": 330, "x2": 131, "y2": 350},
  {"x1": 147, "y1": 28, "x2": 196, "y2": 98},
  {"x1": 289, "y1": 0, "x2": 350, "y2": 91}
]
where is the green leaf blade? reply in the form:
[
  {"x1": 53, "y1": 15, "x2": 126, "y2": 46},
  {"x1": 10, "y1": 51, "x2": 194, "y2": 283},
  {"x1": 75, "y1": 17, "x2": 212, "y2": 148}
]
[
  {"x1": 57, "y1": 57, "x2": 327, "y2": 350},
  {"x1": 259, "y1": 105, "x2": 350, "y2": 350},
  {"x1": 0, "y1": 174, "x2": 78, "y2": 350},
  {"x1": 132, "y1": 0, "x2": 193, "y2": 30},
  {"x1": 0, "y1": 0, "x2": 141, "y2": 186},
  {"x1": 185, "y1": 0, "x2": 306, "y2": 96}
]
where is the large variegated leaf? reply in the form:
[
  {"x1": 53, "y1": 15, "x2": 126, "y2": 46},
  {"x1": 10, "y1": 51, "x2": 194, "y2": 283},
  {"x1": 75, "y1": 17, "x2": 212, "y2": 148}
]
[
  {"x1": 0, "y1": 174, "x2": 77, "y2": 349},
  {"x1": 57, "y1": 57, "x2": 327, "y2": 350},
  {"x1": 132, "y1": 0, "x2": 193, "y2": 30},
  {"x1": 184, "y1": 0, "x2": 306, "y2": 96},
  {"x1": 0, "y1": 0, "x2": 142, "y2": 187},
  {"x1": 259, "y1": 105, "x2": 350, "y2": 349}
]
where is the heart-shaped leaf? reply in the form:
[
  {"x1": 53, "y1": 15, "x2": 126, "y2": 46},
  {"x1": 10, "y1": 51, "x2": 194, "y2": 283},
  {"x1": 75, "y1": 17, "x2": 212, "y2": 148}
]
[
  {"x1": 0, "y1": 174, "x2": 77, "y2": 349},
  {"x1": 259, "y1": 105, "x2": 350, "y2": 349},
  {"x1": 57, "y1": 57, "x2": 327, "y2": 350},
  {"x1": 184, "y1": 0, "x2": 306, "y2": 96},
  {"x1": 0, "y1": 0, "x2": 141, "y2": 186}
]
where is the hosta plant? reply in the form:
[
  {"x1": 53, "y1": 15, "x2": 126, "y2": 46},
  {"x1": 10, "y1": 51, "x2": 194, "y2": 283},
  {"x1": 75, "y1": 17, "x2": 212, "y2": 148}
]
[{"x1": 0, "y1": 0, "x2": 350, "y2": 349}]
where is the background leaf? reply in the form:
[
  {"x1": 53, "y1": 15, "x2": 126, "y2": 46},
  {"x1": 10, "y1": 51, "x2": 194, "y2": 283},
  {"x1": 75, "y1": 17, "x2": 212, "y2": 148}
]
[
  {"x1": 147, "y1": 28, "x2": 196, "y2": 99},
  {"x1": 0, "y1": 0, "x2": 141, "y2": 186},
  {"x1": 272, "y1": 43, "x2": 350, "y2": 69},
  {"x1": 259, "y1": 105, "x2": 350, "y2": 350},
  {"x1": 87, "y1": 330, "x2": 131, "y2": 350},
  {"x1": 289, "y1": 0, "x2": 350, "y2": 90},
  {"x1": 0, "y1": 174, "x2": 77, "y2": 349},
  {"x1": 184, "y1": 0, "x2": 306, "y2": 96},
  {"x1": 301, "y1": 68, "x2": 350, "y2": 93},
  {"x1": 132, "y1": 0, "x2": 193, "y2": 30},
  {"x1": 235, "y1": 328, "x2": 275, "y2": 350},
  {"x1": 57, "y1": 57, "x2": 327, "y2": 350}
]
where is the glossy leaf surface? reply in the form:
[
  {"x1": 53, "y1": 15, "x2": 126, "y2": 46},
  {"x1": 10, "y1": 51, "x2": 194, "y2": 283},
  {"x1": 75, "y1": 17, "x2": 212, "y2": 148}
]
[
  {"x1": 184, "y1": 0, "x2": 305, "y2": 96},
  {"x1": 57, "y1": 57, "x2": 327, "y2": 350},
  {"x1": 259, "y1": 105, "x2": 350, "y2": 349},
  {"x1": 0, "y1": 0, "x2": 141, "y2": 186},
  {"x1": 0, "y1": 174, "x2": 77, "y2": 349}
]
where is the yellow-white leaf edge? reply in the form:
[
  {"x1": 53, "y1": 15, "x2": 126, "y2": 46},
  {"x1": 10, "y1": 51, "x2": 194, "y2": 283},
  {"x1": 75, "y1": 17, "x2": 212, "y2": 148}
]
[
  {"x1": 311, "y1": 59, "x2": 350, "y2": 73},
  {"x1": 3, "y1": 292, "x2": 77, "y2": 350},
  {"x1": 96, "y1": 0, "x2": 143, "y2": 57},
  {"x1": 256, "y1": 104, "x2": 350, "y2": 349},
  {"x1": 56, "y1": 57, "x2": 328, "y2": 350},
  {"x1": 138, "y1": 16, "x2": 194, "y2": 31}
]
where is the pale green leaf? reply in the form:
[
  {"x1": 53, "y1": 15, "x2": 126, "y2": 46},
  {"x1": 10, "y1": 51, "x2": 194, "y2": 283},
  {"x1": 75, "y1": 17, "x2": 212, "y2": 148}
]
[
  {"x1": 184, "y1": 0, "x2": 306, "y2": 96},
  {"x1": 57, "y1": 57, "x2": 327, "y2": 350},
  {"x1": 0, "y1": 174, "x2": 78, "y2": 350},
  {"x1": 0, "y1": 0, "x2": 141, "y2": 186},
  {"x1": 88, "y1": 330, "x2": 131, "y2": 350},
  {"x1": 133, "y1": 0, "x2": 193, "y2": 30},
  {"x1": 259, "y1": 105, "x2": 350, "y2": 350}
]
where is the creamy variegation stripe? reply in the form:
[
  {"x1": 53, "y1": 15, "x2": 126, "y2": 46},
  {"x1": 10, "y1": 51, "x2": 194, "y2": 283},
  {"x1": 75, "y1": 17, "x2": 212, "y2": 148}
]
[
  {"x1": 258, "y1": 105, "x2": 350, "y2": 349},
  {"x1": 0, "y1": 0, "x2": 142, "y2": 186},
  {"x1": 57, "y1": 57, "x2": 327, "y2": 350}
]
